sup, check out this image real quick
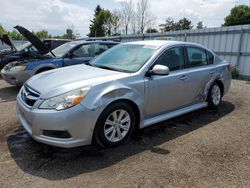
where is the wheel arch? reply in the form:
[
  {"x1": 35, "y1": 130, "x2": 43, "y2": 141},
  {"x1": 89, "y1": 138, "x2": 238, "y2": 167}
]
[
  {"x1": 35, "y1": 66, "x2": 55, "y2": 74},
  {"x1": 214, "y1": 79, "x2": 224, "y2": 96},
  {"x1": 104, "y1": 99, "x2": 141, "y2": 131}
]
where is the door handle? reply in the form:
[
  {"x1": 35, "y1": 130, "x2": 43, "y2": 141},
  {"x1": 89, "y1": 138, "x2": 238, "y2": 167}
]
[
  {"x1": 179, "y1": 75, "x2": 188, "y2": 81},
  {"x1": 210, "y1": 70, "x2": 215, "y2": 74}
]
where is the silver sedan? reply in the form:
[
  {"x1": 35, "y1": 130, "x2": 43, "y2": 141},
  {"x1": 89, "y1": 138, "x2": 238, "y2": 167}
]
[{"x1": 16, "y1": 40, "x2": 231, "y2": 148}]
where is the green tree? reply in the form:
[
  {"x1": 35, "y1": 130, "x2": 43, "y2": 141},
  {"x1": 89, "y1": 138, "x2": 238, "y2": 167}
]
[
  {"x1": 88, "y1": 5, "x2": 103, "y2": 37},
  {"x1": 36, "y1": 30, "x2": 49, "y2": 39},
  {"x1": 88, "y1": 6, "x2": 115, "y2": 37},
  {"x1": 175, "y1": 17, "x2": 193, "y2": 30},
  {"x1": 63, "y1": 27, "x2": 76, "y2": 39},
  {"x1": 0, "y1": 24, "x2": 7, "y2": 35},
  {"x1": 164, "y1": 17, "x2": 176, "y2": 31},
  {"x1": 146, "y1": 28, "x2": 158, "y2": 33},
  {"x1": 8, "y1": 30, "x2": 23, "y2": 40},
  {"x1": 196, "y1": 21, "x2": 204, "y2": 29},
  {"x1": 224, "y1": 5, "x2": 250, "y2": 26},
  {"x1": 99, "y1": 10, "x2": 114, "y2": 36}
]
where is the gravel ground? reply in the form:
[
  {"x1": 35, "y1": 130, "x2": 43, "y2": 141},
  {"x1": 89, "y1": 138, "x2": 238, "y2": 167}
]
[{"x1": 0, "y1": 78, "x2": 249, "y2": 188}]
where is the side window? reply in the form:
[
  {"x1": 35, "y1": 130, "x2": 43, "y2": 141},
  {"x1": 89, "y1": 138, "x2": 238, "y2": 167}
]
[
  {"x1": 186, "y1": 47, "x2": 208, "y2": 67},
  {"x1": 94, "y1": 44, "x2": 109, "y2": 56},
  {"x1": 72, "y1": 44, "x2": 94, "y2": 57},
  {"x1": 106, "y1": 43, "x2": 117, "y2": 49},
  {"x1": 155, "y1": 47, "x2": 184, "y2": 71},
  {"x1": 206, "y1": 50, "x2": 214, "y2": 65},
  {"x1": 43, "y1": 41, "x2": 51, "y2": 49},
  {"x1": 28, "y1": 45, "x2": 38, "y2": 54}
]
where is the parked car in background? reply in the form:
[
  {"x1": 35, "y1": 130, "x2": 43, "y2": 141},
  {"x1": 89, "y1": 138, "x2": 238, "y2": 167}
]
[
  {"x1": 16, "y1": 40, "x2": 231, "y2": 148},
  {"x1": 0, "y1": 34, "x2": 18, "y2": 65},
  {"x1": 0, "y1": 25, "x2": 70, "y2": 70},
  {"x1": 1, "y1": 39, "x2": 119, "y2": 85}
]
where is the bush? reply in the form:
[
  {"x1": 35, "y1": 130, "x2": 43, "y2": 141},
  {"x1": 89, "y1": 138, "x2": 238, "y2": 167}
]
[{"x1": 231, "y1": 67, "x2": 240, "y2": 79}]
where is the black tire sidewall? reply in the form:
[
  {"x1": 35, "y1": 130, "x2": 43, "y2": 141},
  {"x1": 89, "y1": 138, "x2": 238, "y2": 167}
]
[
  {"x1": 93, "y1": 102, "x2": 136, "y2": 148},
  {"x1": 207, "y1": 82, "x2": 222, "y2": 109}
]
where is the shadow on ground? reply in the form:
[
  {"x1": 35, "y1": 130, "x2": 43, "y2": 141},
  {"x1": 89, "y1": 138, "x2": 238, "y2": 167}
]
[
  {"x1": 7, "y1": 101, "x2": 234, "y2": 180},
  {"x1": 0, "y1": 85, "x2": 20, "y2": 102}
]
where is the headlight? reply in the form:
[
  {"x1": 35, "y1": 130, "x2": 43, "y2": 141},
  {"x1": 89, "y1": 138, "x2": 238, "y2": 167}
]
[
  {"x1": 39, "y1": 87, "x2": 90, "y2": 111},
  {"x1": 10, "y1": 65, "x2": 26, "y2": 72}
]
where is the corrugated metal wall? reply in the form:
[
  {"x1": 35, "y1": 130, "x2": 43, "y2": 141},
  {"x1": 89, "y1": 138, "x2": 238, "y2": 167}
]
[{"x1": 88, "y1": 24, "x2": 250, "y2": 78}]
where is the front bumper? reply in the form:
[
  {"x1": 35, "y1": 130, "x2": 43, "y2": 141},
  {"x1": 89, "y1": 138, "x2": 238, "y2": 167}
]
[
  {"x1": 1, "y1": 69, "x2": 32, "y2": 85},
  {"x1": 16, "y1": 93, "x2": 104, "y2": 148}
]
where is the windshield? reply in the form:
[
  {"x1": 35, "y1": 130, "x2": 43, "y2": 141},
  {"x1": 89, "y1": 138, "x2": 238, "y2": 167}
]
[
  {"x1": 50, "y1": 42, "x2": 78, "y2": 57},
  {"x1": 90, "y1": 44, "x2": 157, "y2": 73}
]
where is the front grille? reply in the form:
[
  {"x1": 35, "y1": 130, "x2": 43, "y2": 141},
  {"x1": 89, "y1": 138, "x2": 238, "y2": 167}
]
[{"x1": 21, "y1": 85, "x2": 40, "y2": 107}]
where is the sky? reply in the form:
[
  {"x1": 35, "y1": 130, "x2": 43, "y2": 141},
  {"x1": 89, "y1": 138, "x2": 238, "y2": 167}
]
[{"x1": 0, "y1": 0, "x2": 249, "y2": 37}]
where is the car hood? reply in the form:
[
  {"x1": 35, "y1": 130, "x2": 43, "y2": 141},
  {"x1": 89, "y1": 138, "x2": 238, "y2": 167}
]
[
  {"x1": 14, "y1": 25, "x2": 49, "y2": 54},
  {"x1": 26, "y1": 64, "x2": 129, "y2": 99},
  {"x1": 0, "y1": 34, "x2": 17, "y2": 51}
]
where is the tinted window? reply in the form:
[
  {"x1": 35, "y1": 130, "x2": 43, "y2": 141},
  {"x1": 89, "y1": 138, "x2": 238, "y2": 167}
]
[
  {"x1": 51, "y1": 42, "x2": 78, "y2": 57},
  {"x1": 186, "y1": 47, "x2": 208, "y2": 67},
  {"x1": 94, "y1": 44, "x2": 110, "y2": 55},
  {"x1": 155, "y1": 47, "x2": 184, "y2": 71},
  {"x1": 206, "y1": 50, "x2": 214, "y2": 64},
  {"x1": 72, "y1": 44, "x2": 94, "y2": 57}
]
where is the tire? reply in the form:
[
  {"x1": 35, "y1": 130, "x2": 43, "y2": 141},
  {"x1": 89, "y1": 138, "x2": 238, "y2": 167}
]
[
  {"x1": 93, "y1": 102, "x2": 136, "y2": 148},
  {"x1": 207, "y1": 82, "x2": 222, "y2": 109}
]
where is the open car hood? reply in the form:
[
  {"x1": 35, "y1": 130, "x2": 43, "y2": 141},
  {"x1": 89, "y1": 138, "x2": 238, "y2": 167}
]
[
  {"x1": 0, "y1": 34, "x2": 17, "y2": 51},
  {"x1": 14, "y1": 25, "x2": 49, "y2": 54}
]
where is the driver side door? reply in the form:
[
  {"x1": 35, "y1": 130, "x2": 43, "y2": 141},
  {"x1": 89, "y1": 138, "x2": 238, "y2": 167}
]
[
  {"x1": 144, "y1": 46, "x2": 188, "y2": 118},
  {"x1": 63, "y1": 44, "x2": 94, "y2": 67}
]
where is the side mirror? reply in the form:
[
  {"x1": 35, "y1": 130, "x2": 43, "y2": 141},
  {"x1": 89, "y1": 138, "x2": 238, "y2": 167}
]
[{"x1": 148, "y1": 65, "x2": 170, "y2": 76}]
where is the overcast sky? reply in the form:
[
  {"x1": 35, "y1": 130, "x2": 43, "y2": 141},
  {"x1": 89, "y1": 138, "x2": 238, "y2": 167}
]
[{"x1": 0, "y1": 0, "x2": 249, "y2": 37}]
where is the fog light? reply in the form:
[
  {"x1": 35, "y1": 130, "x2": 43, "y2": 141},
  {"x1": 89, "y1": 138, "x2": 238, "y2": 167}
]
[{"x1": 43, "y1": 130, "x2": 71, "y2": 139}]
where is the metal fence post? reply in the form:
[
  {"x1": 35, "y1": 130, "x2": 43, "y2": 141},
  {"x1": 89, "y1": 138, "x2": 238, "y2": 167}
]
[
  {"x1": 184, "y1": 32, "x2": 187, "y2": 42},
  {"x1": 236, "y1": 28, "x2": 244, "y2": 67}
]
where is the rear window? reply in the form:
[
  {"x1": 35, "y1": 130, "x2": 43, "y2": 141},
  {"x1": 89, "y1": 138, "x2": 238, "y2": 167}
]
[{"x1": 186, "y1": 46, "x2": 214, "y2": 68}]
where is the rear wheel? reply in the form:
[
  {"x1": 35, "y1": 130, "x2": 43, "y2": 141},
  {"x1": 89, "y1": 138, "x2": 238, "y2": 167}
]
[
  {"x1": 93, "y1": 102, "x2": 136, "y2": 148},
  {"x1": 207, "y1": 82, "x2": 222, "y2": 109}
]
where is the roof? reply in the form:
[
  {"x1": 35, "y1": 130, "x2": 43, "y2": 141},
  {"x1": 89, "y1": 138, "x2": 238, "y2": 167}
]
[
  {"x1": 126, "y1": 40, "x2": 187, "y2": 48},
  {"x1": 66, "y1": 39, "x2": 120, "y2": 45}
]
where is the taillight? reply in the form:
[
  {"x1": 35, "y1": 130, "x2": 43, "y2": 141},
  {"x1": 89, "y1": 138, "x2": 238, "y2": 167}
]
[{"x1": 227, "y1": 64, "x2": 231, "y2": 72}]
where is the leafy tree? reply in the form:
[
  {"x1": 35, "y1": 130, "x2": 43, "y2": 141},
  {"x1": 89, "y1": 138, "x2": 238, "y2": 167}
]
[
  {"x1": 146, "y1": 28, "x2": 158, "y2": 33},
  {"x1": 88, "y1": 5, "x2": 103, "y2": 37},
  {"x1": 0, "y1": 24, "x2": 7, "y2": 35},
  {"x1": 175, "y1": 17, "x2": 193, "y2": 30},
  {"x1": 8, "y1": 30, "x2": 23, "y2": 40},
  {"x1": 196, "y1": 21, "x2": 205, "y2": 29},
  {"x1": 36, "y1": 30, "x2": 49, "y2": 39},
  {"x1": 88, "y1": 6, "x2": 115, "y2": 37},
  {"x1": 63, "y1": 27, "x2": 76, "y2": 39},
  {"x1": 164, "y1": 17, "x2": 176, "y2": 31},
  {"x1": 224, "y1": 5, "x2": 250, "y2": 26}
]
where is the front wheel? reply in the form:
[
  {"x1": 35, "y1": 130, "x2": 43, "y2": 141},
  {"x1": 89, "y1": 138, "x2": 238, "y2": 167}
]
[
  {"x1": 207, "y1": 82, "x2": 222, "y2": 109},
  {"x1": 93, "y1": 102, "x2": 136, "y2": 148}
]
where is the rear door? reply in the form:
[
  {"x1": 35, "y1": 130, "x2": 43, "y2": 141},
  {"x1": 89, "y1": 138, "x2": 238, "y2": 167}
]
[
  {"x1": 181, "y1": 45, "x2": 215, "y2": 104},
  {"x1": 63, "y1": 44, "x2": 95, "y2": 66}
]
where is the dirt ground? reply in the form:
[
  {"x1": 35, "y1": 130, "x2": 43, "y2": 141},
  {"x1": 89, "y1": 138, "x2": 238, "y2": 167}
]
[{"x1": 0, "y1": 78, "x2": 249, "y2": 188}]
